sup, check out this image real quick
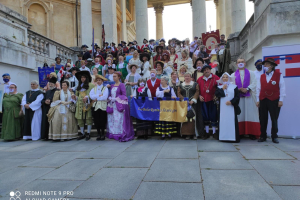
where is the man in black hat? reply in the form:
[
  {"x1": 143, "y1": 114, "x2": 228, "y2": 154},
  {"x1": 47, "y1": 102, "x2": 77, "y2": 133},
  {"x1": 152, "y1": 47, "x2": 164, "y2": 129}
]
[
  {"x1": 257, "y1": 58, "x2": 286, "y2": 143},
  {"x1": 86, "y1": 58, "x2": 94, "y2": 70},
  {"x1": 122, "y1": 42, "x2": 129, "y2": 54},
  {"x1": 141, "y1": 39, "x2": 149, "y2": 53},
  {"x1": 68, "y1": 67, "x2": 80, "y2": 92},
  {"x1": 149, "y1": 39, "x2": 155, "y2": 52},
  {"x1": 81, "y1": 45, "x2": 91, "y2": 60},
  {"x1": 41, "y1": 77, "x2": 59, "y2": 140},
  {"x1": 133, "y1": 40, "x2": 141, "y2": 52},
  {"x1": 103, "y1": 42, "x2": 109, "y2": 50}
]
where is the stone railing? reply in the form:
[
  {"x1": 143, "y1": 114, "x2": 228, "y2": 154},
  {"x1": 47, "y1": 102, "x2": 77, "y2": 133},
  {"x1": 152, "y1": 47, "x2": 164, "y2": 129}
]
[{"x1": 27, "y1": 29, "x2": 77, "y2": 64}]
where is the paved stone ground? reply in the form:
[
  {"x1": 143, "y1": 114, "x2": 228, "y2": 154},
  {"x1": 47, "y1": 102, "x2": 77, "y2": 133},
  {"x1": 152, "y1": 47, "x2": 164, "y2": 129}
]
[{"x1": 0, "y1": 137, "x2": 299, "y2": 200}]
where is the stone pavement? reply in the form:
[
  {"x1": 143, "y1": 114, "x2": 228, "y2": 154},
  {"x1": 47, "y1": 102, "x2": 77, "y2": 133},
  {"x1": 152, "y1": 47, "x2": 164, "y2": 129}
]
[{"x1": 0, "y1": 137, "x2": 299, "y2": 200}]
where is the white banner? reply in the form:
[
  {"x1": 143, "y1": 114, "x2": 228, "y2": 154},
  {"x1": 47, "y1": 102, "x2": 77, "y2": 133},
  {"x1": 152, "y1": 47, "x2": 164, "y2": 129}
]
[{"x1": 262, "y1": 44, "x2": 300, "y2": 138}]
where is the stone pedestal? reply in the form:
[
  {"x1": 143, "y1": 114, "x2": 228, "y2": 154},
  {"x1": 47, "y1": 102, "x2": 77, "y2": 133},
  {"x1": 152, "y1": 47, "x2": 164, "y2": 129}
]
[
  {"x1": 101, "y1": 0, "x2": 117, "y2": 44},
  {"x1": 135, "y1": 0, "x2": 148, "y2": 45},
  {"x1": 154, "y1": 4, "x2": 164, "y2": 40},
  {"x1": 120, "y1": 0, "x2": 127, "y2": 42},
  {"x1": 231, "y1": 0, "x2": 246, "y2": 33},
  {"x1": 80, "y1": 0, "x2": 93, "y2": 46},
  {"x1": 192, "y1": 0, "x2": 206, "y2": 37}
]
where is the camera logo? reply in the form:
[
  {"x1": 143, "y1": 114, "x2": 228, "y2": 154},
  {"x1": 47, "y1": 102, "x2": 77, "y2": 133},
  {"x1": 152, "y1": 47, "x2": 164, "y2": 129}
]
[{"x1": 10, "y1": 191, "x2": 21, "y2": 200}]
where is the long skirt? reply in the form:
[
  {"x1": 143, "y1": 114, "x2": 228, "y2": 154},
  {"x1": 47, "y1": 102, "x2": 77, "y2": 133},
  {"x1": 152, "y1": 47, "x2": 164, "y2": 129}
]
[
  {"x1": 155, "y1": 121, "x2": 177, "y2": 135},
  {"x1": 136, "y1": 119, "x2": 152, "y2": 136},
  {"x1": 49, "y1": 106, "x2": 78, "y2": 140}
]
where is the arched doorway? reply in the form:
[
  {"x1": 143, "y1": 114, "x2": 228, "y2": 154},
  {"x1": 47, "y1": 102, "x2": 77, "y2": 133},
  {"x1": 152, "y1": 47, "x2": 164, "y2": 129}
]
[{"x1": 28, "y1": 3, "x2": 47, "y2": 36}]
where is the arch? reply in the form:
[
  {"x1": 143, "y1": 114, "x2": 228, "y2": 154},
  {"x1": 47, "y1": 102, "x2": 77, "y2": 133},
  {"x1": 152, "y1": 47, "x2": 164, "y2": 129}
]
[{"x1": 28, "y1": 3, "x2": 47, "y2": 36}]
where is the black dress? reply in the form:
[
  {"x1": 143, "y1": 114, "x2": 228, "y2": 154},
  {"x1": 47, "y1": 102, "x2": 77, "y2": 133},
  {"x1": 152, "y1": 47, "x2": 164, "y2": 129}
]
[
  {"x1": 215, "y1": 86, "x2": 241, "y2": 142},
  {"x1": 135, "y1": 88, "x2": 152, "y2": 136}
]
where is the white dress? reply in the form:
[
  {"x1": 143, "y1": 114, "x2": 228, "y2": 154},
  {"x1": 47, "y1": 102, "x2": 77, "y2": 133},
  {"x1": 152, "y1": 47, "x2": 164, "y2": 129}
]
[
  {"x1": 128, "y1": 58, "x2": 142, "y2": 74},
  {"x1": 141, "y1": 61, "x2": 151, "y2": 80},
  {"x1": 107, "y1": 87, "x2": 124, "y2": 135},
  {"x1": 177, "y1": 58, "x2": 194, "y2": 74}
]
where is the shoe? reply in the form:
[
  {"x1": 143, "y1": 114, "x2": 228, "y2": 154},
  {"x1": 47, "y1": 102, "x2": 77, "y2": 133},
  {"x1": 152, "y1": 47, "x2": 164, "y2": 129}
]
[
  {"x1": 86, "y1": 134, "x2": 90, "y2": 141},
  {"x1": 249, "y1": 135, "x2": 257, "y2": 140},
  {"x1": 77, "y1": 133, "x2": 85, "y2": 140},
  {"x1": 193, "y1": 136, "x2": 197, "y2": 140},
  {"x1": 161, "y1": 135, "x2": 165, "y2": 140},
  {"x1": 185, "y1": 136, "x2": 190, "y2": 140},
  {"x1": 257, "y1": 138, "x2": 266, "y2": 142},
  {"x1": 96, "y1": 135, "x2": 101, "y2": 141},
  {"x1": 100, "y1": 136, "x2": 105, "y2": 140},
  {"x1": 272, "y1": 138, "x2": 279, "y2": 143}
]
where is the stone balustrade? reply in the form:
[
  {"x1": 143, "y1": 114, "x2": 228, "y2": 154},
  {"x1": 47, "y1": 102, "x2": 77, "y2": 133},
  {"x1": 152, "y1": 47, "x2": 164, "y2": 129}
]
[{"x1": 27, "y1": 30, "x2": 77, "y2": 64}]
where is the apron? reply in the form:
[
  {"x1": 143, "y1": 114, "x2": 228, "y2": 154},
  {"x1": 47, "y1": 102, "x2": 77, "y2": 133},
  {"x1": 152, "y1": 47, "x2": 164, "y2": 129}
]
[{"x1": 218, "y1": 84, "x2": 236, "y2": 141}]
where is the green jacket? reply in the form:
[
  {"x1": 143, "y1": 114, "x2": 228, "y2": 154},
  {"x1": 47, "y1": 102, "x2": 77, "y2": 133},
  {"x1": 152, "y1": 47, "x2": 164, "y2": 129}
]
[{"x1": 75, "y1": 83, "x2": 95, "y2": 120}]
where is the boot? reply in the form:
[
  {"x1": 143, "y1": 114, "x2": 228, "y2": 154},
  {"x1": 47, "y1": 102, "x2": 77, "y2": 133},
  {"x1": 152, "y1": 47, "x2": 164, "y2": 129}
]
[
  {"x1": 96, "y1": 128, "x2": 101, "y2": 141},
  {"x1": 86, "y1": 133, "x2": 90, "y2": 141},
  {"x1": 100, "y1": 129, "x2": 105, "y2": 140}
]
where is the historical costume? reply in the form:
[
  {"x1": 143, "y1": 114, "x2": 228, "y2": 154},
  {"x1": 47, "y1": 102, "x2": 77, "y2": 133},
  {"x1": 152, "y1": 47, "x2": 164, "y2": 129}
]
[
  {"x1": 178, "y1": 49, "x2": 194, "y2": 74},
  {"x1": 178, "y1": 77, "x2": 204, "y2": 139},
  {"x1": 1, "y1": 73, "x2": 12, "y2": 94},
  {"x1": 147, "y1": 75, "x2": 161, "y2": 98},
  {"x1": 153, "y1": 46, "x2": 163, "y2": 62},
  {"x1": 128, "y1": 50, "x2": 142, "y2": 74},
  {"x1": 139, "y1": 52, "x2": 151, "y2": 80},
  {"x1": 22, "y1": 81, "x2": 43, "y2": 140},
  {"x1": 67, "y1": 67, "x2": 79, "y2": 92},
  {"x1": 178, "y1": 64, "x2": 188, "y2": 83},
  {"x1": 73, "y1": 71, "x2": 95, "y2": 140},
  {"x1": 54, "y1": 57, "x2": 64, "y2": 74},
  {"x1": 48, "y1": 86, "x2": 78, "y2": 140},
  {"x1": 231, "y1": 64, "x2": 260, "y2": 139},
  {"x1": 155, "y1": 76, "x2": 177, "y2": 139},
  {"x1": 125, "y1": 64, "x2": 141, "y2": 97},
  {"x1": 215, "y1": 73, "x2": 241, "y2": 142},
  {"x1": 254, "y1": 59, "x2": 264, "y2": 82},
  {"x1": 1, "y1": 85, "x2": 23, "y2": 140},
  {"x1": 257, "y1": 58, "x2": 286, "y2": 143},
  {"x1": 162, "y1": 51, "x2": 174, "y2": 76},
  {"x1": 106, "y1": 81, "x2": 135, "y2": 142},
  {"x1": 81, "y1": 44, "x2": 91, "y2": 60},
  {"x1": 197, "y1": 65, "x2": 220, "y2": 138},
  {"x1": 102, "y1": 57, "x2": 116, "y2": 76},
  {"x1": 132, "y1": 79, "x2": 153, "y2": 139},
  {"x1": 116, "y1": 59, "x2": 128, "y2": 80},
  {"x1": 41, "y1": 77, "x2": 59, "y2": 140},
  {"x1": 44, "y1": 72, "x2": 61, "y2": 92},
  {"x1": 193, "y1": 58, "x2": 204, "y2": 81},
  {"x1": 217, "y1": 43, "x2": 231, "y2": 76},
  {"x1": 90, "y1": 75, "x2": 109, "y2": 140},
  {"x1": 154, "y1": 60, "x2": 168, "y2": 79}
]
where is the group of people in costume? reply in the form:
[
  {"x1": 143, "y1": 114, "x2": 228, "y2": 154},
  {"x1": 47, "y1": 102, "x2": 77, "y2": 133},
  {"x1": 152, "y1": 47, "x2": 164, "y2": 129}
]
[{"x1": 0, "y1": 35, "x2": 285, "y2": 144}]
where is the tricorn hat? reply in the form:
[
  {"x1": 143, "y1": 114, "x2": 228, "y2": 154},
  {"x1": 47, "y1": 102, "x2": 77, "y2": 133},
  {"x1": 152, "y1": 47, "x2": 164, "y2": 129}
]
[
  {"x1": 262, "y1": 58, "x2": 278, "y2": 66},
  {"x1": 81, "y1": 44, "x2": 88, "y2": 48},
  {"x1": 143, "y1": 38, "x2": 148, "y2": 43}
]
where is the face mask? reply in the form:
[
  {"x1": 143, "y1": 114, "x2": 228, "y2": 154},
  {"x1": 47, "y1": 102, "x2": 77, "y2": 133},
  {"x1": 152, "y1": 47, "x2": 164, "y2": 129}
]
[
  {"x1": 139, "y1": 82, "x2": 145, "y2": 87},
  {"x1": 256, "y1": 64, "x2": 262, "y2": 70},
  {"x1": 151, "y1": 73, "x2": 156, "y2": 78},
  {"x1": 220, "y1": 46, "x2": 225, "y2": 49},
  {"x1": 3, "y1": 78, "x2": 9, "y2": 83},
  {"x1": 264, "y1": 67, "x2": 269, "y2": 72},
  {"x1": 9, "y1": 88, "x2": 14, "y2": 93},
  {"x1": 107, "y1": 60, "x2": 111, "y2": 64},
  {"x1": 66, "y1": 67, "x2": 71, "y2": 71},
  {"x1": 197, "y1": 67, "x2": 202, "y2": 70},
  {"x1": 238, "y1": 63, "x2": 245, "y2": 68},
  {"x1": 203, "y1": 49, "x2": 206, "y2": 52},
  {"x1": 82, "y1": 66, "x2": 85, "y2": 69}
]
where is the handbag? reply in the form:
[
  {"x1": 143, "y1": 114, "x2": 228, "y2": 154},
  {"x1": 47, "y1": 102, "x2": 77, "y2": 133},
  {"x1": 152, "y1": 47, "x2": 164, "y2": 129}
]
[
  {"x1": 106, "y1": 102, "x2": 113, "y2": 114},
  {"x1": 69, "y1": 102, "x2": 76, "y2": 113},
  {"x1": 186, "y1": 104, "x2": 195, "y2": 119}
]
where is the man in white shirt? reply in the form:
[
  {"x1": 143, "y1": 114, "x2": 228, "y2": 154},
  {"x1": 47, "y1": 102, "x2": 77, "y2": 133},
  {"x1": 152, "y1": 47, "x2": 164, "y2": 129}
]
[
  {"x1": 256, "y1": 58, "x2": 285, "y2": 143},
  {"x1": 79, "y1": 60, "x2": 91, "y2": 73},
  {"x1": 253, "y1": 59, "x2": 264, "y2": 82},
  {"x1": 1, "y1": 73, "x2": 12, "y2": 94},
  {"x1": 189, "y1": 36, "x2": 198, "y2": 58}
]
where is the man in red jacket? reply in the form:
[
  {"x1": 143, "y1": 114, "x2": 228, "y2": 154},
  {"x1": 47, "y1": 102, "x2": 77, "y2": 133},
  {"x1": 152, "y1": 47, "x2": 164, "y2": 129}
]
[
  {"x1": 256, "y1": 58, "x2": 286, "y2": 143},
  {"x1": 197, "y1": 65, "x2": 220, "y2": 139},
  {"x1": 146, "y1": 69, "x2": 161, "y2": 97}
]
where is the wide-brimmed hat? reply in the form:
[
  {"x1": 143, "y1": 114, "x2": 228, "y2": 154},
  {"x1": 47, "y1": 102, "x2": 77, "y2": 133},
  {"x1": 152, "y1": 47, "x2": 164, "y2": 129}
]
[
  {"x1": 262, "y1": 58, "x2": 278, "y2": 66},
  {"x1": 201, "y1": 64, "x2": 212, "y2": 72},
  {"x1": 94, "y1": 74, "x2": 108, "y2": 81},
  {"x1": 106, "y1": 57, "x2": 113, "y2": 63},
  {"x1": 121, "y1": 41, "x2": 127, "y2": 45},
  {"x1": 75, "y1": 71, "x2": 92, "y2": 82},
  {"x1": 143, "y1": 38, "x2": 148, "y2": 43},
  {"x1": 69, "y1": 67, "x2": 80, "y2": 73},
  {"x1": 140, "y1": 52, "x2": 151, "y2": 62},
  {"x1": 155, "y1": 45, "x2": 163, "y2": 52},
  {"x1": 193, "y1": 58, "x2": 204, "y2": 69},
  {"x1": 179, "y1": 64, "x2": 188, "y2": 72},
  {"x1": 87, "y1": 58, "x2": 93, "y2": 62},
  {"x1": 128, "y1": 63, "x2": 139, "y2": 70},
  {"x1": 111, "y1": 42, "x2": 116, "y2": 45},
  {"x1": 154, "y1": 60, "x2": 164, "y2": 68}
]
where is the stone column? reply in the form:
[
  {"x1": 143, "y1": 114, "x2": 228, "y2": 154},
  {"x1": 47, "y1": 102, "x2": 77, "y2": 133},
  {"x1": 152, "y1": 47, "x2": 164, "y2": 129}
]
[
  {"x1": 80, "y1": 0, "x2": 93, "y2": 46},
  {"x1": 192, "y1": 0, "x2": 206, "y2": 37},
  {"x1": 101, "y1": 0, "x2": 117, "y2": 43},
  {"x1": 154, "y1": 4, "x2": 164, "y2": 40},
  {"x1": 215, "y1": 1, "x2": 220, "y2": 30},
  {"x1": 225, "y1": 0, "x2": 232, "y2": 37},
  {"x1": 120, "y1": 0, "x2": 127, "y2": 42},
  {"x1": 219, "y1": 0, "x2": 226, "y2": 36},
  {"x1": 135, "y1": 0, "x2": 149, "y2": 44},
  {"x1": 231, "y1": 0, "x2": 246, "y2": 33}
]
